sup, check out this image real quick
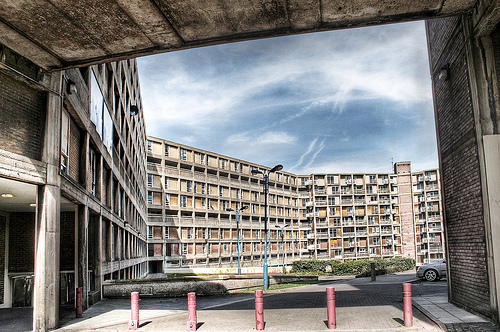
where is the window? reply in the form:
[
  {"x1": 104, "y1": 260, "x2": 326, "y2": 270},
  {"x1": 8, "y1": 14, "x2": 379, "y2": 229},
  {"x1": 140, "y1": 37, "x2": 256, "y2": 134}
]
[
  {"x1": 147, "y1": 174, "x2": 153, "y2": 187},
  {"x1": 186, "y1": 180, "x2": 192, "y2": 193},
  {"x1": 219, "y1": 186, "x2": 223, "y2": 197},
  {"x1": 181, "y1": 148, "x2": 187, "y2": 161},
  {"x1": 331, "y1": 186, "x2": 339, "y2": 194},
  {"x1": 277, "y1": 173, "x2": 282, "y2": 181},
  {"x1": 200, "y1": 153, "x2": 205, "y2": 165},
  {"x1": 251, "y1": 204, "x2": 256, "y2": 213},
  {"x1": 182, "y1": 243, "x2": 189, "y2": 255},
  {"x1": 90, "y1": 150, "x2": 96, "y2": 195},
  {"x1": 234, "y1": 162, "x2": 239, "y2": 172},
  {"x1": 164, "y1": 177, "x2": 169, "y2": 188},
  {"x1": 253, "y1": 243, "x2": 257, "y2": 252},
  {"x1": 201, "y1": 197, "x2": 206, "y2": 209},
  {"x1": 187, "y1": 228, "x2": 193, "y2": 239},
  {"x1": 180, "y1": 195, "x2": 187, "y2": 207},
  {"x1": 369, "y1": 175, "x2": 377, "y2": 183},
  {"x1": 147, "y1": 141, "x2": 152, "y2": 153},
  {"x1": 221, "y1": 159, "x2": 227, "y2": 170},
  {"x1": 200, "y1": 183, "x2": 205, "y2": 194},
  {"x1": 223, "y1": 243, "x2": 229, "y2": 253},
  {"x1": 164, "y1": 227, "x2": 169, "y2": 239},
  {"x1": 165, "y1": 145, "x2": 169, "y2": 156},
  {"x1": 148, "y1": 192, "x2": 153, "y2": 204},
  {"x1": 61, "y1": 110, "x2": 70, "y2": 173},
  {"x1": 165, "y1": 194, "x2": 170, "y2": 207},
  {"x1": 235, "y1": 189, "x2": 240, "y2": 199}
]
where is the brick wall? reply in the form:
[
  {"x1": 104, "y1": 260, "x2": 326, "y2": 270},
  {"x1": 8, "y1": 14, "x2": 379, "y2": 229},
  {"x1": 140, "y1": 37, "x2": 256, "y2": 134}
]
[
  {"x1": 68, "y1": 117, "x2": 81, "y2": 183},
  {"x1": 9, "y1": 213, "x2": 35, "y2": 273},
  {"x1": 0, "y1": 72, "x2": 46, "y2": 161},
  {"x1": 60, "y1": 211, "x2": 75, "y2": 271},
  {"x1": 0, "y1": 215, "x2": 5, "y2": 304},
  {"x1": 427, "y1": 17, "x2": 490, "y2": 316}
]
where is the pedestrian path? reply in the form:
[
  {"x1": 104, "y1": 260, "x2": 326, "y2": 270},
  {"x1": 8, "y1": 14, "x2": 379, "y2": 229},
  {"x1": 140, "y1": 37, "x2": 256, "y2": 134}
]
[
  {"x1": 53, "y1": 271, "x2": 500, "y2": 332},
  {"x1": 413, "y1": 293, "x2": 499, "y2": 332}
]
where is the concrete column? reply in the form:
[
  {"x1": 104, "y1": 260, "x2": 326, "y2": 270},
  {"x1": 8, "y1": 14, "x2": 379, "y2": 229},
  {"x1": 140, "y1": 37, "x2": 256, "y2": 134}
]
[
  {"x1": 33, "y1": 71, "x2": 62, "y2": 332},
  {"x1": 77, "y1": 204, "x2": 88, "y2": 310}
]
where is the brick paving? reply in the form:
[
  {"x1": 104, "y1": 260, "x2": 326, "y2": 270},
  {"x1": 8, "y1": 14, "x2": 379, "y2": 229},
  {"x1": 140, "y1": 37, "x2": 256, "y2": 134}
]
[{"x1": 3, "y1": 271, "x2": 499, "y2": 331}]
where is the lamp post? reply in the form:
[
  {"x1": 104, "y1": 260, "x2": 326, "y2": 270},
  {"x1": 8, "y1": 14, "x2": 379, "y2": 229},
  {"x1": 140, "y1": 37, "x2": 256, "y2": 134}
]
[
  {"x1": 275, "y1": 224, "x2": 289, "y2": 274},
  {"x1": 226, "y1": 205, "x2": 248, "y2": 275},
  {"x1": 251, "y1": 164, "x2": 283, "y2": 290}
]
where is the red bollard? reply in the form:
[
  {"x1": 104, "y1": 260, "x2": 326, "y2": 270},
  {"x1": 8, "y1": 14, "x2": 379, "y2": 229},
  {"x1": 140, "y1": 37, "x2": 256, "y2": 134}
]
[
  {"x1": 403, "y1": 283, "x2": 413, "y2": 327},
  {"x1": 187, "y1": 292, "x2": 197, "y2": 331},
  {"x1": 255, "y1": 290, "x2": 264, "y2": 330},
  {"x1": 327, "y1": 287, "x2": 336, "y2": 329},
  {"x1": 128, "y1": 292, "x2": 139, "y2": 330},
  {"x1": 76, "y1": 287, "x2": 83, "y2": 318}
]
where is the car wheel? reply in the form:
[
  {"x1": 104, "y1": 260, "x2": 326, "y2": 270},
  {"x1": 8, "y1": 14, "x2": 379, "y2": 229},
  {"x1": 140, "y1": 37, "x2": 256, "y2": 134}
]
[{"x1": 424, "y1": 269, "x2": 439, "y2": 282}]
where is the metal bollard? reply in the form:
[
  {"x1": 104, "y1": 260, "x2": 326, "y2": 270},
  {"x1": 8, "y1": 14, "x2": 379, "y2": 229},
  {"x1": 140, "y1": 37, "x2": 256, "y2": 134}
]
[
  {"x1": 403, "y1": 283, "x2": 413, "y2": 327},
  {"x1": 76, "y1": 287, "x2": 83, "y2": 318},
  {"x1": 255, "y1": 290, "x2": 264, "y2": 330},
  {"x1": 187, "y1": 292, "x2": 197, "y2": 331},
  {"x1": 128, "y1": 292, "x2": 139, "y2": 330},
  {"x1": 326, "y1": 287, "x2": 336, "y2": 329}
]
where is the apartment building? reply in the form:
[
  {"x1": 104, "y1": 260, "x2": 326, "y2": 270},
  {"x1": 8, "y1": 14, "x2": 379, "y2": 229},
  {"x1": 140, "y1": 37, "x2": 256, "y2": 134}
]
[
  {"x1": 0, "y1": 44, "x2": 148, "y2": 330},
  {"x1": 146, "y1": 138, "x2": 445, "y2": 272},
  {"x1": 146, "y1": 137, "x2": 308, "y2": 272},
  {"x1": 302, "y1": 163, "x2": 444, "y2": 266}
]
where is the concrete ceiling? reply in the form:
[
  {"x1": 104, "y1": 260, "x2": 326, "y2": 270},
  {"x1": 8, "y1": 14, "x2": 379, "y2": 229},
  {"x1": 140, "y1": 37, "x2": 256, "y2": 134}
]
[
  {"x1": 0, "y1": 0, "x2": 476, "y2": 71},
  {"x1": 0, "y1": 177, "x2": 74, "y2": 213}
]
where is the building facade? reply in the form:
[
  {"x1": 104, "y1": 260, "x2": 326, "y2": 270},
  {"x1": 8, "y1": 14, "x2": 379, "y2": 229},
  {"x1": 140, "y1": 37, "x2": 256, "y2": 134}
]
[
  {"x1": 0, "y1": 44, "x2": 148, "y2": 331},
  {"x1": 146, "y1": 137, "x2": 444, "y2": 272}
]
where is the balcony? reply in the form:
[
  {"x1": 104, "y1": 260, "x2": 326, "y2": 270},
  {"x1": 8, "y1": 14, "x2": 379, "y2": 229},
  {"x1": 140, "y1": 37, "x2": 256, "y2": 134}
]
[{"x1": 316, "y1": 233, "x2": 329, "y2": 239}]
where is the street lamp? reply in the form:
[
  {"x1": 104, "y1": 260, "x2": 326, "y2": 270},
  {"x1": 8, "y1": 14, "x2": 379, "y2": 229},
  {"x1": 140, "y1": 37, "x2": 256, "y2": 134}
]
[
  {"x1": 251, "y1": 164, "x2": 283, "y2": 289},
  {"x1": 275, "y1": 224, "x2": 290, "y2": 274},
  {"x1": 226, "y1": 205, "x2": 248, "y2": 275}
]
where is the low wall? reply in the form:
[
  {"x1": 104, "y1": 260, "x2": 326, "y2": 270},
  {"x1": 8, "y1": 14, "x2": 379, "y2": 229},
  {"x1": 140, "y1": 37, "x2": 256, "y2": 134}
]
[{"x1": 103, "y1": 275, "x2": 318, "y2": 298}]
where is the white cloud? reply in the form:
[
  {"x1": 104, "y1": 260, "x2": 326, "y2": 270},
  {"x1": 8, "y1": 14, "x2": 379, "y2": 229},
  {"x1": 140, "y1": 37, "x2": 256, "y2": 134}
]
[{"x1": 138, "y1": 21, "x2": 438, "y2": 174}]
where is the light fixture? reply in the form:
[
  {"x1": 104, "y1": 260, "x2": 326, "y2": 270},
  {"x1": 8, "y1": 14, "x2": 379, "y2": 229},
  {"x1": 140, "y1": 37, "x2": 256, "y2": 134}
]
[
  {"x1": 30, "y1": 203, "x2": 37, "y2": 207},
  {"x1": 1, "y1": 193, "x2": 14, "y2": 198},
  {"x1": 271, "y1": 164, "x2": 283, "y2": 173},
  {"x1": 67, "y1": 80, "x2": 77, "y2": 94},
  {"x1": 439, "y1": 64, "x2": 449, "y2": 81},
  {"x1": 130, "y1": 105, "x2": 139, "y2": 116}
]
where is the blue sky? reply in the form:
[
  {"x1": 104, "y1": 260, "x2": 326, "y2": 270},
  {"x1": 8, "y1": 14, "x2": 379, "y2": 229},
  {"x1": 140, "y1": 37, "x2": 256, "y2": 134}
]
[{"x1": 137, "y1": 20, "x2": 437, "y2": 175}]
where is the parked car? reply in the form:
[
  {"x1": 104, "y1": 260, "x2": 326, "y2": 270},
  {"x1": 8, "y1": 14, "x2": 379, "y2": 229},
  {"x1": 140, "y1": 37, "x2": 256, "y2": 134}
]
[{"x1": 417, "y1": 259, "x2": 447, "y2": 281}]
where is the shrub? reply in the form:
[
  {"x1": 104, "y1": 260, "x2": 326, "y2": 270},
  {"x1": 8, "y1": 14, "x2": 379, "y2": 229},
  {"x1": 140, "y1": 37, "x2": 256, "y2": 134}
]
[{"x1": 291, "y1": 257, "x2": 415, "y2": 277}]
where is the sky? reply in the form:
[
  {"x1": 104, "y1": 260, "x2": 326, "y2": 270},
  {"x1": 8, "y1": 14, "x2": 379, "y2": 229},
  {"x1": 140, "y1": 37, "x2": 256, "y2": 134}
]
[{"x1": 137, "y1": 20, "x2": 438, "y2": 175}]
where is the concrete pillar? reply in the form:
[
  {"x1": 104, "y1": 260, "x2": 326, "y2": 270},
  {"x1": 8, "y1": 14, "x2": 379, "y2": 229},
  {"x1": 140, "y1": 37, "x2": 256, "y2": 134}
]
[
  {"x1": 77, "y1": 204, "x2": 88, "y2": 310},
  {"x1": 33, "y1": 71, "x2": 62, "y2": 332}
]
